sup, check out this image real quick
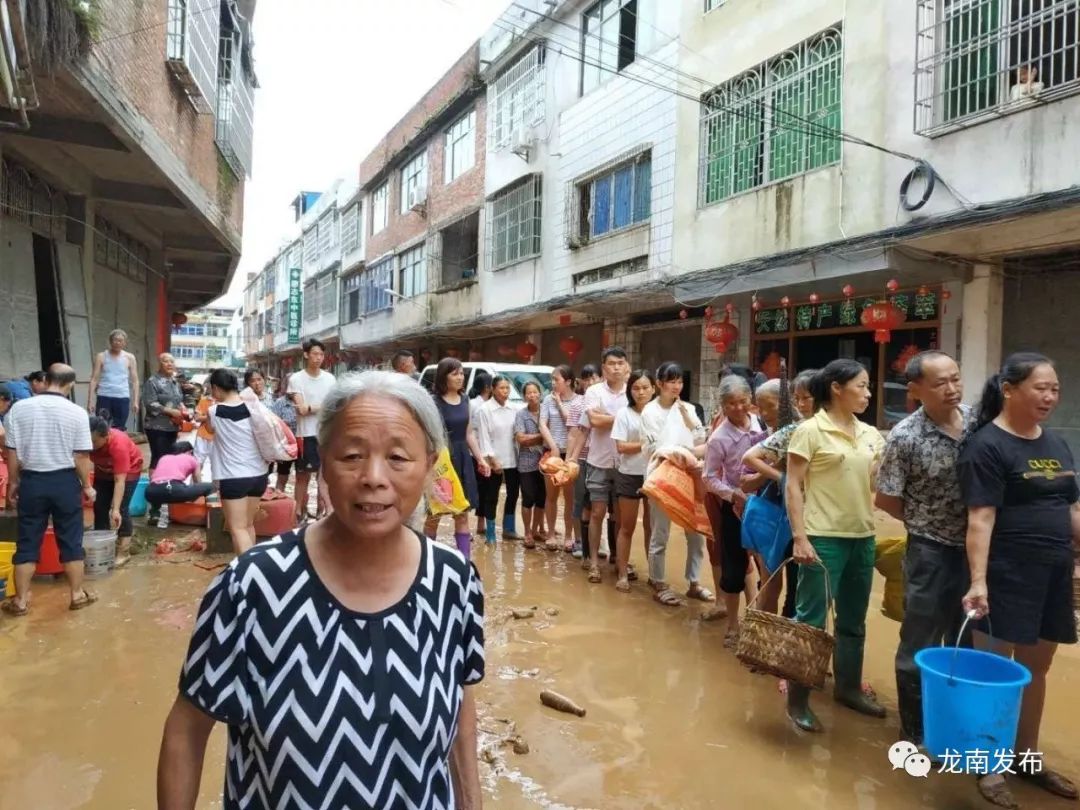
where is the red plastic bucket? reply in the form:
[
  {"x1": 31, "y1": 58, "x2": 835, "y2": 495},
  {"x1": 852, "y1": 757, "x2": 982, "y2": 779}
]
[{"x1": 36, "y1": 527, "x2": 64, "y2": 576}]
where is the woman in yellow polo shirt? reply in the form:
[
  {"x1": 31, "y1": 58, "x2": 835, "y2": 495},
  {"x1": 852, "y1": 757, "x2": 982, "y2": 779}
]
[{"x1": 784, "y1": 359, "x2": 886, "y2": 732}]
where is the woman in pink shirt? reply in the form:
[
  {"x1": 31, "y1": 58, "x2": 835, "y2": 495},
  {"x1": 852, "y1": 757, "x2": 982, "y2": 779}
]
[{"x1": 145, "y1": 441, "x2": 214, "y2": 528}]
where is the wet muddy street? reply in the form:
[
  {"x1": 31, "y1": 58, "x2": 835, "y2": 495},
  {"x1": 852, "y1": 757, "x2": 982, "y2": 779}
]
[{"x1": 1, "y1": 518, "x2": 1077, "y2": 810}]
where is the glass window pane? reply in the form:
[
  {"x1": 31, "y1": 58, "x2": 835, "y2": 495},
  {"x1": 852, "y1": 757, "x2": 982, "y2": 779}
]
[{"x1": 612, "y1": 165, "x2": 633, "y2": 229}]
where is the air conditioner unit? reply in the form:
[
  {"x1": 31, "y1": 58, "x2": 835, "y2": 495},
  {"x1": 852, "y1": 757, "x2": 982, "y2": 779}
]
[
  {"x1": 511, "y1": 127, "x2": 535, "y2": 158},
  {"x1": 408, "y1": 185, "x2": 428, "y2": 212}
]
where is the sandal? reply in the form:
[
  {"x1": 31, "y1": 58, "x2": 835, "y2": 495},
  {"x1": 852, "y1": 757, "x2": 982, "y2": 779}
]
[
  {"x1": 563, "y1": 541, "x2": 574, "y2": 553},
  {"x1": 69, "y1": 590, "x2": 99, "y2": 611},
  {"x1": 615, "y1": 578, "x2": 631, "y2": 593},
  {"x1": 977, "y1": 776, "x2": 1020, "y2": 810},
  {"x1": 587, "y1": 566, "x2": 602, "y2": 584},
  {"x1": 686, "y1": 583, "x2": 716, "y2": 602},
  {"x1": 626, "y1": 564, "x2": 638, "y2": 582},
  {"x1": 1016, "y1": 768, "x2": 1079, "y2": 800},
  {"x1": 545, "y1": 539, "x2": 560, "y2": 552},
  {"x1": 1, "y1": 598, "x2": 29, "y2": 616},
  {"x1": 653, "y1": 588, "x2": 685, "y2": 607}
]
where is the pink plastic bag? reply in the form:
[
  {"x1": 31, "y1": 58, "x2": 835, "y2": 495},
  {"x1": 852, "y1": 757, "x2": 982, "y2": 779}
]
[{"x1": 240, "y1": 388, "x2": 298, "y2": 462}]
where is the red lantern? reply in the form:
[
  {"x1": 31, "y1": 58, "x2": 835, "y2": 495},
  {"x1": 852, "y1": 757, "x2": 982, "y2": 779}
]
[
  {"x1": 705, "y1": 316, "x2": 739, "y2": 353},
  {"x1": 497, "y1": 344, "x2": 515, "y2": 358},
  {"x1": 886, "y1": 278, "x2": 900, "y2": 293},
  {"x1": 808, "y1": 293, "x2": 821, "y2": 305},
  {"x1": 725, "y1": 302, "x2": 735, "y2": 315},
  {"x1": 559, "y1": 314, "x2": 572, "y2": 326},
  {"x1": 842, "y1": 284, "x2": 855, "y2": 298},
  {"x1": 779, "y1": 296, "x2": 791, "y2": 308},
  {"x1": 559, "y1": 335, "x2": 584, "y2": 362},
  {"x1": 516, "y1": 340, "x2": 538, "y2": 362},
  {"x1": 171, "y1": 312, "x2": 188, "y2": 327},
  {"x1": 751, "y1": 298, "x2": 762, "y2": 312},
  {"x1": 941, "y1": 288, "x2": 952, "y2": 314},
  {"x1": 679, "y1": 309, "x2": 688, "y2": 320},
  {"x1": 860, "y1": 299, "x2": 907, "y2": 343},
  {"x1": 446, "y1": 348, "x2": 461, "y2": 359}
]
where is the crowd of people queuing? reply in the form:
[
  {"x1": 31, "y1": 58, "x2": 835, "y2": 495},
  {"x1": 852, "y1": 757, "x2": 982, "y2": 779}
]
[{"x1": 2, "y1": 326, "x2": 1078, "y2": 809}]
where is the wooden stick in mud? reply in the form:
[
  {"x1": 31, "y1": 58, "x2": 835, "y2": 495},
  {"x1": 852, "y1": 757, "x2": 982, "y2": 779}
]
[{"x1": 540, "y1": 690, "x2": 586, "y2": 717}]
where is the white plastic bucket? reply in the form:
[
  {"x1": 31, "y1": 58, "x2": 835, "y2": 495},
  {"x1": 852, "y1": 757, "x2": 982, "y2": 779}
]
[{"x1": 83, "y1": 530, "x2": 117, "y2": 578}]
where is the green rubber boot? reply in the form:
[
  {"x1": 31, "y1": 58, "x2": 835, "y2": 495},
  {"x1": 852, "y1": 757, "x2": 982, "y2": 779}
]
[
  {"x1": 833, "y1": 636, "x2": 886, "y2": 718},
  {"x1": 786, "y1": 684, "x2": 823, "y2": 733}
]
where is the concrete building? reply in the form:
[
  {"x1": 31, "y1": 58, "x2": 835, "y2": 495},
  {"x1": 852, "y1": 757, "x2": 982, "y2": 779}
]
[
  {"x1": 171, "y1": 306, "x2": 236, "y2": 376},
  {"x1": 0, "y1": 0, "x2": 256, "y2": 406},
  {"x1": 339, "y1": 43, "x2": 486, "y2": 365}
]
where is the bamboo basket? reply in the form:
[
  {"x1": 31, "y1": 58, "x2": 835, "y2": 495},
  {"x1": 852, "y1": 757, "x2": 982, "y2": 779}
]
[{"x1": 736, "y1": 558, "x2": 835, "y2": 690}]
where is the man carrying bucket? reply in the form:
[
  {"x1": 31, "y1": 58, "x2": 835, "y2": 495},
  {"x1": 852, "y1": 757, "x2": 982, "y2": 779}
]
[
  {"x1": 2, "y1": 364, "x2": 99, "y2": 616},
  {"x1": 876, "y1": 351, "x2": 973, "y2": 744}
]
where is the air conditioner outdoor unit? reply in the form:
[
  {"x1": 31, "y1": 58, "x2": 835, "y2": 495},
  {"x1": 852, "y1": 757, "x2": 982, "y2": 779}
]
[
  {"x1": 511, "y1": 128, "x2": 535, "y2": 158},
  {"x1": 409, "y1": 186, "x2": 428, "y2": 212}
]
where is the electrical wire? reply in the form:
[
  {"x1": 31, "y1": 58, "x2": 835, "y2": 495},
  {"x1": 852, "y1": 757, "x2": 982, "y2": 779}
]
[{"x1": 93, "y1": 2, "x2": 221, "y2": 46}]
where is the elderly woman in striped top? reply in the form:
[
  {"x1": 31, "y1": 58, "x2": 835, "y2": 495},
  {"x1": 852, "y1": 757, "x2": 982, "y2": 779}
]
[{"x1": 539, "y1": 365, "x2": 580, "y2": 551}]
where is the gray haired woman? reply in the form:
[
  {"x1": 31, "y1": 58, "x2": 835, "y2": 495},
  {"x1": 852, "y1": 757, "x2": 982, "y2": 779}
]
[{"x1": 159, "y1": 371, "x2": 485, "y2": 810}]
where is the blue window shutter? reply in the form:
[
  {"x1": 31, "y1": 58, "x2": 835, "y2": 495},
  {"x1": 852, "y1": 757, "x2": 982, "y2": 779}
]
[
  {"x1": 592, "y1": 176, "x2": 612, "y2": 236},
  {"x1": 613, "y1": 165, "x2": 633, "y2": 229}
]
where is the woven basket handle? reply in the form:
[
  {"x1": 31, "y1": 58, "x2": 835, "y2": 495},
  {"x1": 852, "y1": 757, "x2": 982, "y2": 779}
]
[{"x1": 747, "y1": 556, "x2": 836, "y2": 636}]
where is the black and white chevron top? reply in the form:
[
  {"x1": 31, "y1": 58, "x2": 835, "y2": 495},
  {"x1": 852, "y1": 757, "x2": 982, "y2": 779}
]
[{"x1": 179, "y1": 528, "x2": 485, "y2": 809}]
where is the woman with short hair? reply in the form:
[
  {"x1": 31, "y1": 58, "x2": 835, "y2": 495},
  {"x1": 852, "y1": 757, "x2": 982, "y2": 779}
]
[
  {"x1": 243, "y1": 368, "x2": 274, "y2": 408},
  {"x1": 611, "y1": 369, "x2": 655, "y2": 592},
  {"x1": 514, "y1": 381, "x2": 548, "y2": 550},
  {"x1": 205, "y1": 368, "x2": 268, "y2": 555},
  {"x1": 88, "y1": 414, "x2": 144, "y2": 566},
  {"x1": 158, "y1": 371, "x2": 485, "y2": 809},
  {"x1": 539, "y1": 365, "x2": 580, "y2": 551},
  {"x1": 785, "y1": 359, "x2": 886, "y2": 732},
  {"x1": 959, "y1": 352, "x2": 1078, "y2": 807},
  {"x1": 425, "y1": 358, "x2": 490, "y2": 558}
]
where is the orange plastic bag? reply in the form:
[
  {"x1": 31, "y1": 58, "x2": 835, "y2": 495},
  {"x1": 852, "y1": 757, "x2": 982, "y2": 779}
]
[
  {"x1": 640, "y1": 460, "x2": 712, "y2": 538},
  {"x1": 428, "y1": 448, "x2": 470, "y2": 516},
  {"x1": 539, "y1": 452, "x2": 579, "y2": 487}
]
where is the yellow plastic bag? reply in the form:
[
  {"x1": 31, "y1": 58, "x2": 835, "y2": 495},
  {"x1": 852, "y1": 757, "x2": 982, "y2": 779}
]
[
  {"x1": 428, "y1": 448, "x2": 470, "y2": 516},
  {"x1": 875, "y1": 535, "x2": 907, "y2": 623}
]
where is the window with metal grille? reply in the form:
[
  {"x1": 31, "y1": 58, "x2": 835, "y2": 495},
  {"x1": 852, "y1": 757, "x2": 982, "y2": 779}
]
[
  {"x1": 303, "y1": 280, "x2": 317, "y2": 321},
  {"x1": 699, "y1": 26, "x2": 843, "y2": 207},
  {"x1": 915, "y1": 0, "x2": 1080, "y2": 135},
  {"x1": 399, "y1": 244, "x2": 428, "y2": 298},
  {"x1": 352, "y1": 259, "x2": 393, "y2": 314},
  {"x1": 371, "y1": 183, "x2": 388, "y2": 234},
  {"x1": 581, "y1": 0, "x2": 638, "y2": 95},
  {"x1": 489, "y1": 175, "x2": 543, "y2": 270},
  {"x1": 318, "y1": 211, "x2": 337, "y2": 257},
  {"x1": 317, "y1": 272, "x2": 336, "y2": 315},
  {"x1": 489, "y1": 44, "x2": 546, "y2": 150},
  {"x1": 303, "y1": 228, "x2": 318, "y2": 266},
  {"x1": 445, "y1": 110, "x2": 477, "y2": 183},
  {"x1": 577, "y1": 153, "x2": 651, "y2": 240},
  {"x1": 165, "y1": 0, "x2": 220, "y2": 113},
  {"x1": 341, "y1": 204, "x2": 360, "y2": 255},
  {"x1": 400, "y1": 151, "x2": 428, "y2": 213}
]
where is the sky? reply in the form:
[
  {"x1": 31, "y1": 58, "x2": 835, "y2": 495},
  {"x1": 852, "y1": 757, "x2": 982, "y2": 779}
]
[{"x1": 213, "y1": 0, "x2": 510, "y2": 308}]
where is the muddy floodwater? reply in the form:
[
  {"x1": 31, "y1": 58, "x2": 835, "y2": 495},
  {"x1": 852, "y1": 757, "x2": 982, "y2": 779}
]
[{"x1": 1, "y1": 520, "x2": 1077, "y2": 810}]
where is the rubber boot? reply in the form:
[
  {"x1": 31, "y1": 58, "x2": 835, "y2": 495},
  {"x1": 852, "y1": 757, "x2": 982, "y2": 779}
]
[
  {"x1": 786, "y1": 684, "x2": 823, "y2": 733},
  {"x1": 485, "y1": 522, "x2": 497, "y2": 546},
  {"x1": 454, "y1": 532, "x2": 472, "y2": 559},
  {"x1": 502, "y1": 514, "x2": 520, "y2": 540},
  {"x1": 833, "y1": 636, "x2": 886, "y2": 718}
]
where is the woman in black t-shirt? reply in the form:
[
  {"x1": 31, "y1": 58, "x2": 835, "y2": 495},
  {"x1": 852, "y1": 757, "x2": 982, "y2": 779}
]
[{"x1": 958, "y1": 352, "x2": 1079, "y2": 807}]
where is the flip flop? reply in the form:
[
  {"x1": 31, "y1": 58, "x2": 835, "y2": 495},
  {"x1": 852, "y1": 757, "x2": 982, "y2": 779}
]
[
  {"x1": 1016, "y1": 768, "x2": 1079, "y2": 799},
  {"x1": 69, "y1": 590, "x2": 99, "y2": 611},
  {"x1": 615, "y1": 578, "x2": 631, "y2": 593},
  {"x1": 587, "y1": 565, "x2": 602, "y2": 584},
  {"x1": 653, "y1": 588, "x2": 685, "y2": 607},
  {"x1": 1, "y1": 598, "x2": 29, "y2": 616}
]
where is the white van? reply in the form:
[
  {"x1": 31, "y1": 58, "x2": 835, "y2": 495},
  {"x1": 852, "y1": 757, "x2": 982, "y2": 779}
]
[{"x1": 419, "y1": 362, "x2": 554, "y2": 405}]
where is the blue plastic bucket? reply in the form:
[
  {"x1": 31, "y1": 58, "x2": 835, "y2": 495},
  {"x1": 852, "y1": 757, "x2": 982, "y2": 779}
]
[
  {"x1": 916, "y1": 646, "x2": 1031, "y2": 766},
  {"x1": 128, "y1": 476, "x2": 150, "y2": 517}
]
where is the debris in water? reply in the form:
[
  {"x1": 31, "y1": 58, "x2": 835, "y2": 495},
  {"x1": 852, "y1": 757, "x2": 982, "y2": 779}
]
[
  {"x1": 511, "y1": 607, "x2": 535, "y2": 620},
  {"x1": 544, "y1": 607, "x2": 560, "y2": 617},
  {"x1": 540, "y1": 689, "x2": 587, "y2": 717},
  {"x1": 507, "y1": 735, "x2": 530, "y2": 755},
  {"x1": 480, "y1": 746, "x2": 499, "y2": 765},
  {"x1": 154, "y1": 539, "x2": 177, "y2": 556}
]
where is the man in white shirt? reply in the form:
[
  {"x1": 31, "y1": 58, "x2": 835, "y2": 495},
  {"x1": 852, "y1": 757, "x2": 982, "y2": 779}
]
[
  {"x1": 3, "y1": 364, "x2": 98, "y2": 615},
  {"x1": 287, "y1": 339, "x2": 336, "y2": 521},
  {"x1": 579, "y1": 347, "x2": 629, "y2": 580}
]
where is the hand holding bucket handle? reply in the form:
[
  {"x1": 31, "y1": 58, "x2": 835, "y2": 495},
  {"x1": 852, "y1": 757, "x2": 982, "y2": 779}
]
[
  {"x1": 949, "y1": 609, "x2": 994, "y2": 682},
  {"x1": 962, "y1": 579, "x2": 989, "y2": 620}
]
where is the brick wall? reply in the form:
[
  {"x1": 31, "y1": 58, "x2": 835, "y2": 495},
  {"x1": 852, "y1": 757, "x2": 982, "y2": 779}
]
[
  {"x1": 88, "y1": 0, "x2": 245, "y2": 232},
  {"x1": 361, "y1": 44, "x2": 485, "y2": 261}
]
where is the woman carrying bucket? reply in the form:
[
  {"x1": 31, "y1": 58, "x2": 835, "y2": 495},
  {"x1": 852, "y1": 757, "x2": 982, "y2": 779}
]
[
  {"x1": 784, "y1": 359, "x2": 886, "y2": 732},
  {"x1": 958, "y1": 352, "x2": 1079, "y2": 807}
]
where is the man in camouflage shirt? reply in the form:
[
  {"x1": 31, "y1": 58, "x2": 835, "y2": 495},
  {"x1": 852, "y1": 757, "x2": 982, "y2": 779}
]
[{"x1": 876, "y1": 351, "x2": 976, "y2": 743}]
